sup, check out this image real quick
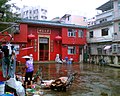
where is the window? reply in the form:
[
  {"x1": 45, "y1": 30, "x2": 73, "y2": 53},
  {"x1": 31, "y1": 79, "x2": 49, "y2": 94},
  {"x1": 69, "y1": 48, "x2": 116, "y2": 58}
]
[
  {"x1": 29, "y1": 10, "x2": 32, "y2": 14},
  {"x1": 26, "y1": 10, "x2": 28, "y2": 15},
  {"x1": 78, "y1": 30, "x2": 84, "y2": 38},
  {"x1": 89, "y1": 31, "x2": 93, "y2": 38},
  {"x1": 36, "y1": 9, "x2": 38, "y2": 13},
  {"x1": 29, "y1": 16, "x2": 32, "y2": 19},
  {"x1": 79, "y1": 46, "x2": 83, "y2": 54},
  {"x1": 97, "y1": 48, "x2": 102, "y2": 55},
  {"x1": 101, "y1": 28, "x2": 109, "y2": 36},
  {"x1": 112, "y1": 44, "x2": 118, "y2": 53},
  {"x1": 118, "y1": 23, "x2": 120, "y2": 32},
  {"x1": 68, "y1": 46, "x2": 76, "y2": 54},
  {"x1": 41, "y1": 16, "x2": 47, "y2": 19},
  {"x1": 40, "y1": 38, "x2": 48, "y2": 43},
  {"x1": 45, "y1": 10, "x2": 47, "y2": 12},
  {"x1": 23, "y1": 12, "x2": 25, "y2": 15},
  {"x1": 68, "y1": 29, "x2": 76, "y2": 37},
  {"x1": 34, "y1": 16, "x2": 38, "y2": 20},
  {"x1": 33, "y1": 9, "x2": 38, "y2": 14},
  {"x1": 41, "y1": 9, "x2": 47, "y2": 12},
  {"x1": 99, "y1": 18, "x2": 107, "y2": 23},
  {"x1": 118, "y1": 46, "x2": 120, "y2": 54},
  {"x1": 118, "y1": 1, "x2": 120, "y2": 9}
]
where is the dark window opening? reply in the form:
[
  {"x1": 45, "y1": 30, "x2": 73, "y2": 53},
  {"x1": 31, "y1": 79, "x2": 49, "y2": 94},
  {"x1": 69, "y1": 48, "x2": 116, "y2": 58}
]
[
  {"x1": 102, "y1": 28, "x2": 109, "y2": 36},
  {"x1": 89, "y1": 31, "x2": 93, "y2": 38}
]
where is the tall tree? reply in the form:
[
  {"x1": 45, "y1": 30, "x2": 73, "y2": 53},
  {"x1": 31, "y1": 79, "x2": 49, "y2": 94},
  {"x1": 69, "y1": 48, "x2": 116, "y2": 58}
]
[
  {"x1": 0, "y1": 0, "x2": 20, "y2": 22},
  {"x1": 0, "y1": 0, "x2": 20, "y2": 33}
]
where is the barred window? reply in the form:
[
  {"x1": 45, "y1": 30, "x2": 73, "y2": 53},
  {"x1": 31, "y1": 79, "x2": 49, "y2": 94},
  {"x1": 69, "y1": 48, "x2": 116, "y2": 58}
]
[
  {"x1": 68, "y1": 46, "x2": 76, "y2": 54},
  {"x1": 68, "y1": 29, "x2": 76, "y2": 37},
  {"x1": 78, "y1": 30, "x2": 84, "y2": 38}
]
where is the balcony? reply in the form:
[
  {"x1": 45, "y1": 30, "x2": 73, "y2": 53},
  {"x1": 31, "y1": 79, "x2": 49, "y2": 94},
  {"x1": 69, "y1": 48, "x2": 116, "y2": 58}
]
[
  {"x1": 113, "y1": 11, "x2": 120, "y2": 21},
  {"x1": 87, "y1": 36, "x2": 113, "y2": 43},
  {"x1": 96, "y1": 9, "x2": 113, "y2": 21}
]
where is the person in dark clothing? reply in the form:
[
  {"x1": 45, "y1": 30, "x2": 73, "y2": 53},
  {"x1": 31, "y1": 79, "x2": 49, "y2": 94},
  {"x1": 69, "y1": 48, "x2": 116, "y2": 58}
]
[{"x1": 23, "y1": 56, "x2": 34, "y2": 89}]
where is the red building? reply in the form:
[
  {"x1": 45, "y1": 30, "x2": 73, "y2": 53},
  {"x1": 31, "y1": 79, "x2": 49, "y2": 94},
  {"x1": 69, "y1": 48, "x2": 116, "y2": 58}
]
[{"x1": 0, "y1": 19, "x2": 87, "y2": 63}]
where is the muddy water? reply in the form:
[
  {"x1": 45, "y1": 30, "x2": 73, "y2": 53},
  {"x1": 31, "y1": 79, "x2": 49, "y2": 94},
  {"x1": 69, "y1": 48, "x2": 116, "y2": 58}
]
[
  {"x1": 1, "y1": 62, "x2": 119, "y2": 96},
  {"x1": 34, "y1": 63, "x2": 120, "y2": 96}
]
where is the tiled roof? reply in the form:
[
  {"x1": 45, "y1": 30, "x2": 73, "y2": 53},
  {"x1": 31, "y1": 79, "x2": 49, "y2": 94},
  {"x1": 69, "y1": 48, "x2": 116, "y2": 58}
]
[{"x1": 17, "y1": 19, "x2": 87, "y2": 29}]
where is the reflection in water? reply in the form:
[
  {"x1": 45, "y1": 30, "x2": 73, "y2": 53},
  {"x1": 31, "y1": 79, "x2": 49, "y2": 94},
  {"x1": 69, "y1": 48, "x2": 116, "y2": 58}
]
[
  {"x1": 66, "y1": 63, "x2": 73, "y2": 76},
  {"x1": 28, "y1": 63, "x2": 120, "y2": 96},
  {"x1": 56, "y1": 63, "x2": 61, "y2": 74}
]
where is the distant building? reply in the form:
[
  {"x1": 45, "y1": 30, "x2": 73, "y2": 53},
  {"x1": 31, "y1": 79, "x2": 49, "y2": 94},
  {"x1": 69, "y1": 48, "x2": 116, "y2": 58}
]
[
  {"x1": 87, "y1": 17, "x2": 96, "y2": 26},
  {"x1": 20, "y1": 6, "x2": 47, "y2": 20},
  {"x1": 52, "y1": 14, "x2": 88, "y2": 26}
]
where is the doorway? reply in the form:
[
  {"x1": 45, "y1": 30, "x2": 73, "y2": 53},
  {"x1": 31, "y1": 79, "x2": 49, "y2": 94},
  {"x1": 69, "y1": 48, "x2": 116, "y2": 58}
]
[
  {"x1": 39, "y1": 37, "x2": 49, "y2": 61},
  {"x1": 79, "y1": 46, "x2": 84, "y2": 63}
]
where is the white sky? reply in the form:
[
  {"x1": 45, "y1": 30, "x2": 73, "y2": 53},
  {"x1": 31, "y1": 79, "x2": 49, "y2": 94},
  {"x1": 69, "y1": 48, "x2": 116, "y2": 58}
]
[{"x1": 10, "y1": 0, "x2": 109, "y2": 20}]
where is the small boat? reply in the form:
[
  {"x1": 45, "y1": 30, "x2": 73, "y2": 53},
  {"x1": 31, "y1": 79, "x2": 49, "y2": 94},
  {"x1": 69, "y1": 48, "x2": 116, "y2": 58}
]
[{"x1": 39, "y1": 72, "x2": 77, "y2": 92}]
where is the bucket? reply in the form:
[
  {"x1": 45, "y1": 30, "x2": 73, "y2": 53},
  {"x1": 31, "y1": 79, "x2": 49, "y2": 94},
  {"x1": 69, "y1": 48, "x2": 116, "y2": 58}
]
[
  {"x1": 67, "y1": 60, "x2": 72, "y2": 64},
  {"x1": 0, "y1": 81, "x2": 5, "y2": 95}
]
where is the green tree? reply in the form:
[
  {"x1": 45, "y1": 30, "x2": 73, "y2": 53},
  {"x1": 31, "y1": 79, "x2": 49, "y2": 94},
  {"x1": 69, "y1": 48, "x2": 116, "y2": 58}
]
[
  {"x1": 0, "y1": 0, "x2": 20, "y2": 33},
  {"x1": 0, "y1": 0, "x2": 20, "y2": 22}
]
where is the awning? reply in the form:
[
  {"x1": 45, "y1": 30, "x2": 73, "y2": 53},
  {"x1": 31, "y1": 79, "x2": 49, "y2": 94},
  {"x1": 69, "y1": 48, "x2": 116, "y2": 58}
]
[{"x1": 104, "y1": 45, "x2": 111, "y2": 50}]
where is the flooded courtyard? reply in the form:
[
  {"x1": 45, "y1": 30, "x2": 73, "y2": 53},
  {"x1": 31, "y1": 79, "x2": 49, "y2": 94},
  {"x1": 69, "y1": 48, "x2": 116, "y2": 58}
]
[{"x1": 31, "y1": 63, "x2": 120, "y2": 96}]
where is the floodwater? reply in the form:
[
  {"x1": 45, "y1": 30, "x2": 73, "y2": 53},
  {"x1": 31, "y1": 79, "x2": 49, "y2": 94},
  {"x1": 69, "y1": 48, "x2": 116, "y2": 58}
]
[
  {"x1": 33, "y1": 63, "x2": 120, "y2": 96},
  {"x1": 1, "y1": 61, "x2": 120, "y2": 96}
]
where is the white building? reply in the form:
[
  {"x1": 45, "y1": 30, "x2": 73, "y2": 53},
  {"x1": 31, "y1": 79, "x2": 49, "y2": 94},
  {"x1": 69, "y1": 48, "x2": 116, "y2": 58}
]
[
  {"x1": 112, "y1": 0, "x2": 120, "y2": 64},
  {"x1": 87, "y1": 0, "x2": 114, "y2": 64},
  {"x1": 20, "y1": 6, "x2": 47, "y2": 20},
  {"x1": 52, "y1": 14, "x2": 88, "y2": 26},
  {"x1": 87, "y1": 17, "x2": 96, "y2": 26}
]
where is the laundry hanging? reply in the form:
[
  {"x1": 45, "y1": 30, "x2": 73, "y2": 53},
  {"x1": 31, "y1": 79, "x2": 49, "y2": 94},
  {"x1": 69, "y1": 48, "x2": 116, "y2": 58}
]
[{"x1": 1, "y1": 43, "x2": 16, "y2": 78}]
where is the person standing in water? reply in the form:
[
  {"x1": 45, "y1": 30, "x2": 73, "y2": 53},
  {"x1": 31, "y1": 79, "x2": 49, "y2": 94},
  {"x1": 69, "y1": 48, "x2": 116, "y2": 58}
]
[{"x1": 24, "y1": 56, "x2": 34, "y2": 89}]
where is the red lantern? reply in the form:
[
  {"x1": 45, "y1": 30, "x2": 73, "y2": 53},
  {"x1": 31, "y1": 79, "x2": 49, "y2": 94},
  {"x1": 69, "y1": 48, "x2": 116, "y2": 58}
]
[
  {"x1": 28, "y1": 34, "x2": 35, "y2": 40},
  {"x1": 55, "y1": 35, "x2": 62, "y2": 41},
  {"x1": 55, "y1": 35, "x2": 62, "y2": 43}
]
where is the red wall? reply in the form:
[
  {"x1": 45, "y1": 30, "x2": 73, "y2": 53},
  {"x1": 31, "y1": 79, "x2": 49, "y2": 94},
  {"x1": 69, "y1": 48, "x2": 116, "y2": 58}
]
[
  {"x1": 14, "y1": 24, "x2": 28, "y2": 43},
  {"x1": 61, "y1": 27, "x2": 87, "y2": 62},
  {"x1": 15, "y1": 24, "x2": 29, "y2": 63},
  {"x1": 50, "y1": 28, "x2": 62, "y2": 60},
  {"x1": 62, "y1": 28, "x2": 86, "y2": 45},
  {"x1": 13, "y1": 23, "x2": 87, "y2": 63}
]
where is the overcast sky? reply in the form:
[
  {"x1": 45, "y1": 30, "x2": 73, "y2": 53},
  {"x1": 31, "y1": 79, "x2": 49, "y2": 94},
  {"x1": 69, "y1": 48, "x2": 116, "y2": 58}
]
[{"x1": 10, "y1": 0, "x2": 109, "y2": 20}]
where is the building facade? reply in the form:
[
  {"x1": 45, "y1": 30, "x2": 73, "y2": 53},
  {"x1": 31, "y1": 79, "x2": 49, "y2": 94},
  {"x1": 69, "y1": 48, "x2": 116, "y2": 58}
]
[
  {"x1": 111, "y1": 0, "x2": 120, "y2": 64},
  {"x1": 20, "y1": 6, "x2": 47, "y2": 20},
  {"x1": 0, "y1": 19, "x2": 87, "y2": 63},
  {"x1": 16, "y1": 19, "x2": 87, "y2": 63},
  {"x1": 87, "y1": 0, "x2": 115, "y2": 64},
  {"x1": 52, "y1": 14, "x2": 88, "y2": 26}
]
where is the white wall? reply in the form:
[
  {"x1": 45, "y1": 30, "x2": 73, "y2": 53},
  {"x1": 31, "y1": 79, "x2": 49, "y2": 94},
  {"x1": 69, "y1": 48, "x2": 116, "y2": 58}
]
[
  {"x1": 21, "y1": 6, "x2": 47, "y2": 20},
  {"x1": 87, "y1": 25, "x2": 114, "y2": 43}
]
